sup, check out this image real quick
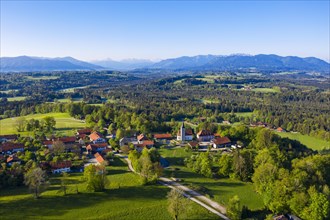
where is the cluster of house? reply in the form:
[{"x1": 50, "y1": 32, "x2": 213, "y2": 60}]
[
  {"x1": 0, "y1": 129, "x2": 112, "y2": 174},
  {"x1": 176, "y1": 122, "x2": 237, "y2": 150},
  {"x1": 250, "y1": 122, "x2": 286, "y2": 132}
]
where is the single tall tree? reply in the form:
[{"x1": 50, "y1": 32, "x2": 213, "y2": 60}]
[
  {"x1": 24, "y1": 167, "x2": 49, "y2": 198},
  {"x1": 167, "y1": 188, "x2": 189, "y2": 220}
]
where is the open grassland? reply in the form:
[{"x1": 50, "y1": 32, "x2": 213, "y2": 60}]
[
  {"x1": 0, "y1": 112, "x2": 86, "y2": 136},
  {"x1": 58, "y1": 86, "x2": 89, "y2": 93},
  {"x1": 0, "y1": 158, "x2": 217, "y2": 220},
  {"x1": 26, "y1": 76, "x2": 60, "y2": 80},
  {"x1": 7, "y1": 96, "x2": 27, "y2": 101},
  {"x1": 277, "y1": 132, "x2": 329, "y2": 151},
  {"x1": 159, "y1": 147, "x2": 264, "y2": 210},
  {"x1": 251, "y1": 87, "x2": 280, "y2": 93}
]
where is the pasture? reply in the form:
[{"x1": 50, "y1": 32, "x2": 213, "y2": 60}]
[
  {"x1": 0, "y1": 158, "x2": 217, "y2": 220},
  {"x1": 159, "y1": 147, "x2": 264, "y2": 210},
  {"x1": 0, "y1": 112, "x2": 86, "y2": 136},
  {"x1": 277, "y1": 132, "x2": 329, "y2": 151}
]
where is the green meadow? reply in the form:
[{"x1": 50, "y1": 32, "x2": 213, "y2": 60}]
[
  {"x1": 0, "y1": 158, "x2": 217, "y2": 220},
  {"x1": 159, "y1": 147, "x2": 264, "y2": 211},
  {"x1": 0, "y1": 112, "x2": 86, "y2": 136},
  {"x1": 7, "y1": 96, "x2": 27, "y2": 101},
  {"x1": 277, "y1": 132, "x2": 329, "y2": 151}
]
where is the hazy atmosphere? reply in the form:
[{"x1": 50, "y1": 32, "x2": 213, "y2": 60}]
[{"x1": 1, "y1": 1, "x2": 329, "y2": 61}]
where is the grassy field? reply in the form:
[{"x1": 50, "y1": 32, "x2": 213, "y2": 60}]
[
  {"x1": 159, "y1": 147, "x2": 264, "y2": 210},
  {"x1": 277, "y1": 132, "x2": 329, "y2": 151},
  {"x1": 26, "y1": 76, "x2": 60, "y2": 80},
  {"x1": 7, "y1": 96, "x2": 27, "y2": 101},
  {"x1": 0, "y1": 112, "x2": 86, "y2": 136},
  {"x1": 58, "y1": 86, "x2": 89, "y2": 93},
  {"x1": 251, "y1": 87, "x2": 280, "y2": 93},
  {"x1": 0, "y1": 157, "x2": 217, "y2": 220}
]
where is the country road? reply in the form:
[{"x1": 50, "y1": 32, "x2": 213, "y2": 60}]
[{"x1": 117, "y1": 154, "x2": 230, "y2": 220}]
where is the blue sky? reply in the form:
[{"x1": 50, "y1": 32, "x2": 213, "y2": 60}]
[{"x1": 1, "y1": 1, "x2": 329, "y2": 61}]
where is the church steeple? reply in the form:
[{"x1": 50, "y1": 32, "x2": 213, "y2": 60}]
[{"x1": 180, "y1": 122, "x2": 185, "y2": 142}]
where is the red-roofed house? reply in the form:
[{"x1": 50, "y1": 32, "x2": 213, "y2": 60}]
[
  {"x1": 188, "y1": 141, "x2": 199, "y2": 149},
  {"x1": 94, "y1": 152, "x2": 105, "y2": 164},
  {"x1": 50, "y1": 161, "x2": 72, "y2": 174},
  {"x1": 86, "y1": 143, "x2": 108, "y2": 153},
  {"x1": 89, "y1": 131, "x2": 106, "y2": 144},
  {"x1": 276, "y1": 127, "x2": 286, "y2": 132},
  {"x1": 153, "y1": 133, "x2": 172, "y2": 144},
  {"x1": 197, "y1": 130, "x2": 214, "y2": 141},
  {"x1": 6, "y1": 155, "x2": 21, "y2": 166},
  {"x1": 211, "y1": 137, "x2": 232, "y2": 148},
  {"x1": 0, "y1": 134, "x2": 18, "y2": 142},
  {"x1": 137, "y1": 134, "x2": 147, "y2": 142},
  {"x1": 0, "y1": 142, "x2": 24, "y2": 155},
  {"x1": 77, "y1": 128, "x2": 92, "y2": 136}
]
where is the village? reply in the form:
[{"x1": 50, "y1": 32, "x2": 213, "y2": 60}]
[{"x1": 0, "y1": 119, "x2": 287, "y2": 175}]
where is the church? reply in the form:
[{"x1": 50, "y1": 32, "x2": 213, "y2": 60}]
[{"x1": 177, "y1": 122, "x2": 193, "y2": 141}]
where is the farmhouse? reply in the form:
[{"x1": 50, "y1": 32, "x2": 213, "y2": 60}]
[
  {"x1": 137, "y1": 134, "x2": 147, "y2": 142},
  {"x1": 196, "y1": 130, "x2": 214, "y2": 142},
  {"x1": 276, "y1": 127, "x2": 286, "y2": 132},
  {"x1": 0, "y1": 142, "x2": 24, "y2": 155},
  {"x1": 94, "y1": 152, "x2": 105, "y2": 164},
  {"x1": 153, "y1": 133, "x2": 172, "y2": 144},
  {"x1": 50, "y1": 161, "x2": 72, "y2": 174},
  {"x1": 119, "y1": 137, "x2": 137, "y2": 147},
  {"x1": 211, "y1": 137, "x2": 231, "y2": 148},
  {"x1": 188, "y1": 141, "x2": 199, "y2": 149},
  {"x1": 89, "y1": 131, "x2": 106, "y2": 144},
  {"x1": 6, "y1": 155, "x2": 21, "y2": 166},
  {"x1": 86, "y1": 143, "x2": 108, "y2": 153},
  {"x1": 76, "y1": 128, "x2": 92, "y2": 138},
  {"x1": 0, "y1": 134, "x2": 18, "y2": 143},
  {"x1": 177, "y1": 122, "x2": 193, "y2": 141}
]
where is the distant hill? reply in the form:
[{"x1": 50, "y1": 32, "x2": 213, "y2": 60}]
[
  {"x1": 150, "y1": 54, "x2": 330, "y2": 73},
  {"x1": 0, "y1": 56, "x2": 104, "y2": 72},
  {"x1": 1, "y1": 54, "x2": 329, "y2": 73},
  {"x1": 91, "y1": 59, "x2": 154, "y2": 70}
]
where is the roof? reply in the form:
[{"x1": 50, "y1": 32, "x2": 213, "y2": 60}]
[
  {"x1": 188, "y1": 141, "x2": 199, "y2": 147},
  {"x1": 276, "y1": 127, "x2": 285, "y2": 132},
  {"x1": 58, "y1": 136, "x2": 76, "y2": 143},
  {"x1": 0, "y1": 142, "x2": 24, "y2": 152},
  {"x1": 50, "y1": 161, "x2": 72, "y2": 169},
  {"x1": 212, "y1": 137, "x2": 231, "y2": 145},
  {"x1": 177, "y1": 128, "x2": 193, "y2": 136},
  {"x1": 94, "y1": 153, "x2": 105, "y2": 163},
  {"x1": 136, "y1": 140, "x2": 154, "y2": 147},
  {"x1": 89, "y1": 131, "x2": 103, "y2": 141},
  {"x1": 86, "y1": 143, "x2": 108, "y2": 150},
  {"x1": 137, "y1": 134, "x2": 146, "y2": 142},
  {"x1": 197, "y1": 130, "x2": 214, "y2": 136},
  {"x1": 153, "y1": 133, "x2": 172, "y2": 139},
  {"x1": 77, "y1": 128, "x2": 92, "y2": 135},
  {"x1": 0, "y1": 134, "x2": 18, "y2": 140},
  {"x1": 7, "y1": 155, "x2": 19, "y2": 163}
]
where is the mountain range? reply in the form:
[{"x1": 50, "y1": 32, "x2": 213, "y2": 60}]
[{"x1": 1, "y1": 54, "x2": 329, "y2": 73}]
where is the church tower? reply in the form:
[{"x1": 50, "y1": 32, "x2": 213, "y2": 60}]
[{"x1": 180, "y1": 122, "x2": 185, "y2": 142}]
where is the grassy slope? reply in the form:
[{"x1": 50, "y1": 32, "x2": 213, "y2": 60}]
[
  {"x1": 0, "y1": 158, "x2": 217, "y2": 220},
  {"x1": 0, "y1": 113, "x2": 86, "y2": 136},
  {"x1": 7, "y1": 97, "x2": 27, "y2": 101},
  {"x1": 159, "y1": 147, "x2": 264, "y2": 210},
  {"x1": 277, "y1": 132, "x2": 329, "y2": 151}
]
